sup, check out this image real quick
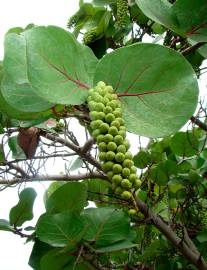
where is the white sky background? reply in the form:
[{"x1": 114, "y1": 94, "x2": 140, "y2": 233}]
[{"x1": 0, "y1": 1, "x2": 80, "y2": 270}]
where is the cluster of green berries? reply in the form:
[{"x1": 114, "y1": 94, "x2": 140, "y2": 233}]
[
  {"x1": 200, "y1": 208, "x2": 207, "y2": 230},
  {"x1": 116, "y1": 0, "x2": 130, "y2": 28},
  {"x1": 87, "y1": 81, "x2": 141, "y2": 202},
  {"x1": 83, "y1": 27, "x2": 99, "y2": 45}
]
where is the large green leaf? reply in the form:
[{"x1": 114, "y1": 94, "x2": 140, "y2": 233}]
[
  {"x1": 46, "y1": 182, "x2": 87, "y2": 214},
  {"x1": 3, "y1": 26, "x2": 97, "y2": 109},
  {"x1": 136, "y1": 0, "x2": 207, "y2": 42},
  {"x1": 94, "y1": 43, "x2": 198, "y2": 138},
  {"x1": 9, "y1": 187, "x2": 37, "y2": 227},
  {"x1": 81, "y1": 207, "x2": 133, "y2": 247},
  {"x1": 94, "y1": 240, "x2": 137, "y2": 253},
  {"x1": 36, "y1": 211, "x2": 85, "y2": 247}
]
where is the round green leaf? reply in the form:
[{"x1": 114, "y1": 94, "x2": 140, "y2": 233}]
[
  {"x1": 36, "y1": 211, "x2": 85, "y2": 247},
  {"x1": 170, "y1": 132, "x2": 199, "y2": 157},
  {"x1": 94, "y1": 43, "x2": 198, "y2": 138},
  {"x1": 46, "y1": 182, "x2": 87, "y2": 214},
  {"x1": 9, "y1": 187, "x2": 37, "y2": 227}
]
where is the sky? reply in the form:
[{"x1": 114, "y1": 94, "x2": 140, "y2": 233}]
[{"x1": 0, "y1": 1, "x2": 80, "y2": 269}]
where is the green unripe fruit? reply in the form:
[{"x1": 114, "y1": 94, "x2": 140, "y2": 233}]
[
  {"x1": 125, "y1": 151, "x2": 133, "y2": 160},
  {"x1": 129, "y1": 173, "x2": 137, "y2": 183},
  {"x1": 95, "y1": 102, "x2": 105, "y2": 112},
  {"x1": 112, "y1": 174, "x2": 122, "y2": 184},
  {"x1": 100, "y1": 123, "x2": 110, "y2": 134},
  {"x1": 96, "y1": 134, "x2": 105, "y2": 143},
  {"x1": 119, "y1": 125, "x2": 126, "y2": 131},
  {"x1": 92, "y1": 129, "x2": 100, "y2": 137},
  {"x1": 118, "y1": 130, "x2": 126, "y2": 139},
  {"x1": 107, "y1": 142, "x2": 117, "y2": 151},
  {"x1": 90, "y1": 120, "x2": 103, "y2": 130},
  {"x1": 111, "y1": 94, "x2": 118, "y2": 100},
  {"x1": 108, "y1": 126, "x2": 119, "y2": 136},
  {"x1": 104, "y1": 134, "x2": 114, "y2": 143},
  {"x1": 114, "y1": 109, "x2": 122, "y2": 118},
  {"x1": 88, "y1": 88, "x2": 95, "y2": 95},
  {"x1": 97, "y1": 81, "x2": 106, "y2": 88},
  {"x1": 99, "y1": 152, "x2": 107, "y2": 161},
  {"x1": 115, "y1": 186, "x2": 123, "y2": 194},
  {"x1": 111, "y1": 120, "x2": 120, "y2": 129},
  {"x1": 108, "y1": 100, "x2": 117, "y2": 110},
  {"x1": 88, "y1": 101, "x2": 97, "y2": 111},
  {"x1": 122, "y1": 167, "x2": 130, "y2": 177},
  {"x1": 102, "y1": 161, "x2": 114, "y2": 172},
  {"x1": 105, "y1": 85, "x2": 113, "y2": 93},
  {"x1": 121, "y1": 179, "x2": 132, "y2": 189},
  {"x1": 130, "y1": 166, "x2": 137, "y2": 174},
  {"x1": 128, "y1": 209, "x2": 137, "y2": 215},
  {"x1": 117, "y1": 145, "x2": 127, "y2": 153},
  {"x1": 123, "y1": 159, "x2": 133, "y2": 168},
  {"x1": 98, "y1": 142, "x2": 107, "y2": 151},
  {"x1": 121, "y1": 190, "x2": 132, "y2": 200},
  {"x1": 123, "y1": 139, "x2": 130, "y2": 150},
  {"x1": 89, "y1": 111, "x2": 99, "y2": 120},
  {"x1": 114, "y1": 135, "x2": 124, "y2": 145},
  {"x1": 113, "y1": 164, "x2": 123, "y2": 174},
  {"x1": 104, "y1": 106, "x2": 113, "y2": 114},
  {"x1": 117, "y1": 118, "x2": 124, "y2": 125},
  {"x1": 106, "y1": 151, "x2": 116, "y2": 161},
  {"x1": 105, "y1": 113, "x2": 115, "y2": 123},
  {"x1": 97, "y1": 112, "x2": 105, "y2": 120},
  {"x1": 107, "y1": 171, "x2": 114, "y2": 179},
  {"x1": 134, "y1": 179, "x2": 142, "y2": 189},
  {"x1": 115, "y1": 152, "x2": 125, "y2": 163},
  {"x1": 105, "y1": 93, "x2": 114, "y2": 101},
  {"x1": 91, "y1": 93, "x2": 103, "y2": 103},
  {"x1": 87, "y1": 96, "x2": 92, "y2": 102},
  {"x1": 103, "y1": 97, "x2": 110, "y2": 105}
]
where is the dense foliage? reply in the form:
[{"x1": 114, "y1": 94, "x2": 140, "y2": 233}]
[{"x1": 0, "y1": 0, "x2": 207, "y2": 269}]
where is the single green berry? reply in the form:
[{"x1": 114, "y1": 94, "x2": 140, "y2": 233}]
[
  {"x1": 108, "y1": 100, "x2": 117, "y2": 110},
  {"x1": 118, "y1": 130, "x2": 126, "y2": 139},
  {"x1": 90, "y1": 120, "x2": 103, "y2": 130},
  {"x1": 100, "y1": 123, "x2": 110, "y2": 134},
  {"x1": 95, "y1": 102, "x2": 105, "y2": 112},
  {"x1": 117, "y1": 118, "x2": 124, "y2": 125},
  {"x1": 92, "y1": 93, "x2": 103, "y2": 103},
  {"x1": 105, "y1": 93, "x2": 114, "y2": 101},
  {"x1": 106, "y1": 151, "x2": 116, "y2": 161},
  {"x1": 112, "y1": 174, "x2": 122, "y2": 184},
  {"x1": 128, "y1": 209, "x2": 137, "y2": 215},
  {"x1": 123, "y1": 139, "x2": 130, "y2": 150},
  {"x1": 92, "y1": 129, "x2": 100, "y2": 137},
  {"x1": 129, "y1": 173, "x2": 137, "y2": 183},
  {"x1": 103, "y1": 97, "x2": 110, "y2": 105},
  {"x1": 134, "y1": 179, "x2": 142, "y2": 189},
  {"x1": 102, "y1": 161, "x2": 114, "y2": 172},
  {"x1": 115, "y1": 152, "x2": 125, "y2": 163},
  {"x1": 114, "y1": 108, "x2": 122, "y2": 118},
  {"x1": 104, "y1": 106, "x2": 113, "y2": 114},
  {"x1": 111, "y1": 120, "x2": 120, "y2": 129},
  {"x1": 104, "y1": 134, "x2": 114, "y2": 143},
  {"x1": 107, "y1": 142, "x2": 117, "y2": 151},
  {"x1": 108, "y1": 126, "x2": 118, "y2": 136},
  {"x1": 130, "y1": 166, "x2": 137, "y2": 174},
  {"x1": 107, "y1": 171, "x2": 114, "y2": 179},
  {"x1": 88, "y1": 88, "x2": 95, "y2": 95},
  {"x1": 97, "y1": 81, "x2": 106, "y2": 88},
  {"x1": 97, "y1": 112, "x2": 105, "y2": 120},
  {"x1": 117, "y1": 145, "x2": 127, "y2": 153},
  {"x1": 96, "y1": 134, "x2": 105, "y2": 143},
  {"x1": 98, "y1": 142, "x2": 107, "y2": 151},
  {"x1": 121, "y1": 190, "x2": 132, "y2": 200},
  {"x1": 114, "y1": 135, "x2": 124, "y2": 145},
  {"x1": 113, "y1": 164, "x2": 123, "y2": 174},
  {"x1": 121, "y1": 179, "x2": 132, "y2": 189},
  {"x1": 105, "y1": 85, "x2": 113, "y2": 93},
  {"x1": 125, "y1": 151, "x2": 133, "y2": 160},
  {"x1": 88, "y1": 101, "x2": 97, "y2": 111},
  {"x1": 115, "y1": 186, "x2": 123, "y2": 194},
  {"x1": 123, "y1": 159, "x2": 133, "y2": 168},
  {"x1": 105, "y1": 113, "x2": 115, "y2": 123},
  {"x1": 89, "y1": 111, "x2": 99, "y2": 120},
  {"x1": 99, "y1": 152, "x2": 107, "y2": 161},
  {"x1": 122, "y1": 167, "x2": 130, "y2": 177}
]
